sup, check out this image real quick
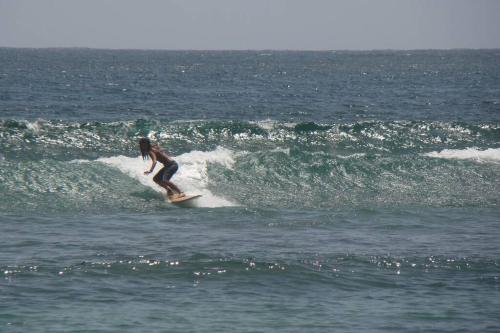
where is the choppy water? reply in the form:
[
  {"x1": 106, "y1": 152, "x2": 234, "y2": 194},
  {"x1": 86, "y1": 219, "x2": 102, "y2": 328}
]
[{"x1": 1, "y1": 48, "x2": 499, "y2": 332}]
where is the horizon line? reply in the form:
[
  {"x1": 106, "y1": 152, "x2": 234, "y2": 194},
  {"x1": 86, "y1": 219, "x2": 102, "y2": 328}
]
[{"x1": 1, "y1": 46, "x2": 499, "y2": 52}]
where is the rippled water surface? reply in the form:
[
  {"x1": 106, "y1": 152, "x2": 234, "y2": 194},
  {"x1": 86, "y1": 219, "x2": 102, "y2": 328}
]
[{"x1": 1, "y1": 48, "x2": 499, "y2": 332}]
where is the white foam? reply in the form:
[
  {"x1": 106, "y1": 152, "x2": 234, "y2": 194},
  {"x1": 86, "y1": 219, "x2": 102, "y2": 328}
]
[
  {"x1": 251, "y1": 119, "x2": 296, "y2": 130},
  {"x1": 336, "y1": 153, "x2": 366, "y2": 160},
  {"x1": 269, "y1": 147, "x2": 290, "y2": 155},
  {"x1": 25, "y1": 119, "x2": 51, "y2": 133},
  {"x1": 81, "y1": 147, "x2": 238, "y2": 208},
  {"x1": 424, "y1": 147, "x2": 500, "y2": 164}
]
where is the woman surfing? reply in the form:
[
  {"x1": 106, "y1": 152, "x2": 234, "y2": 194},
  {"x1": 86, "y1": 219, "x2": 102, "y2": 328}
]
[{"x1": 139, "y1": 138, "x2": 184, "y2": 199}]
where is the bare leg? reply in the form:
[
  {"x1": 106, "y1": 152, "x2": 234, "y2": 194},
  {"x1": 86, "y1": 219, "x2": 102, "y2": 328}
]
[
  {"x1": 155, "y1": 179, "x2": 183, "y2": 197},
  {"x1": 163, "y1": 180, "x2": 183, "y2": 195},
  {"x1": 153, "y1": 169, "x2": 183, "y2": 197}
]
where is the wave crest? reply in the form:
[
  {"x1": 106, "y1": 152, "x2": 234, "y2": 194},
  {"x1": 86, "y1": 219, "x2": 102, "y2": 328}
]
[{"x1": 1, "y1": 119, "x2": 498, "y2": 212}]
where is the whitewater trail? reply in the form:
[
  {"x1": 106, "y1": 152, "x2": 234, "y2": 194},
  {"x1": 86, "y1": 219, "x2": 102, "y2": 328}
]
[{"x1": 95, "y1": 147, "x2": 238, "y2": 208}]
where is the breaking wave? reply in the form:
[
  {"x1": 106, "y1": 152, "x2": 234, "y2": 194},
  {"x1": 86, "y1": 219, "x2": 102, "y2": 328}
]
[
  {"x1": 425, "y1": 147, "x2": 500, "y2": 164},
  {"x1": 1, "y1": 119, "x2": 498, "y2": 213}
]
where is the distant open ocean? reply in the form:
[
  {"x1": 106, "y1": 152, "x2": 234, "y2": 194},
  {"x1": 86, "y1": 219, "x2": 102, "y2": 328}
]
[{"x1": 1, "y1": 48, "x2": 499, "y2": 332}]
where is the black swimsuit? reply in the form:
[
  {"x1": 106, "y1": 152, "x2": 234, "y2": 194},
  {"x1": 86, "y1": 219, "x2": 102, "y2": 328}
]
[{"x1": 157, "y1": 160, "x2": 178, "y2": 181}]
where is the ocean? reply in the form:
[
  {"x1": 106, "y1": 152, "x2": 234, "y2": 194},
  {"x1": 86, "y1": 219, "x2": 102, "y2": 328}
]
[{"x1": 1, "y1": 48, "x2": 499, "y2": 332}]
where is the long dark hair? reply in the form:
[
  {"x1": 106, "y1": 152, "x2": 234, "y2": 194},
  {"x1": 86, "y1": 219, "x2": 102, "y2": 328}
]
[{"x1": 139, "y1": 138, "x2": 152, "y2": 160}]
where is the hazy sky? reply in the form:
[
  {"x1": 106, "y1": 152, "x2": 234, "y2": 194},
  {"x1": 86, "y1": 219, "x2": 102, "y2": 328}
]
[{"x1": 1, "y1": 0, "x2": 499, "y2": 50}]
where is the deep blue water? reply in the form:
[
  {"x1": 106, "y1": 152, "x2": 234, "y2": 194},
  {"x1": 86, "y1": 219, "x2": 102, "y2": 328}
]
[{"x1": 1, "y1": 48, "x2": 499, "y2": 332}]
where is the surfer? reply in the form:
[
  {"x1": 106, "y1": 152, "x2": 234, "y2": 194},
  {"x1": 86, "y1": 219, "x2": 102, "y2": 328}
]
[{"x1": 139, "y1": 138, "x2": 184, "y2": 199}]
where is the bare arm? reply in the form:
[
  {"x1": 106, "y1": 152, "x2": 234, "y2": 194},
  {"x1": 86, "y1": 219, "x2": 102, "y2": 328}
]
[{"x1": 144, "y1": 152, "x2": 157, "y2": 175}]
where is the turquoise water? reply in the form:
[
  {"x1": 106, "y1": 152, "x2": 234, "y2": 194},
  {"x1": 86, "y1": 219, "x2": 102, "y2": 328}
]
[{"x1": 1, "y1": 48, "x2": 499, "y2": 332}]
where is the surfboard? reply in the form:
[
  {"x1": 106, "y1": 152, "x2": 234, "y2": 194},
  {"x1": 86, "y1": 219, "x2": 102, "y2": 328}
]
[{"x1": 168, "y1": 194, "x2": 202, "y2": 204}]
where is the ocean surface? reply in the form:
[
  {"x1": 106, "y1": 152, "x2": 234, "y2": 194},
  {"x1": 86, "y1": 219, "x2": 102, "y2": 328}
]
[{"x1": 1, "y1": 48, "x2": 499, "y2": 332}]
